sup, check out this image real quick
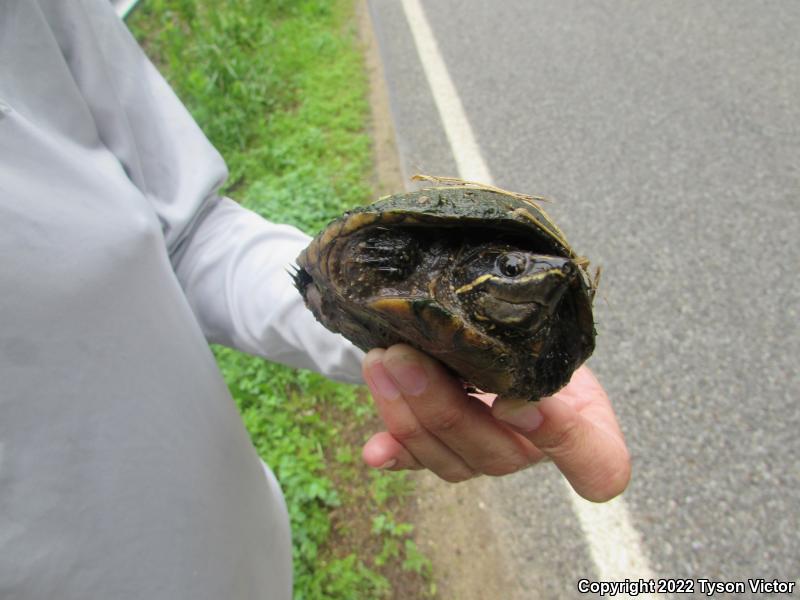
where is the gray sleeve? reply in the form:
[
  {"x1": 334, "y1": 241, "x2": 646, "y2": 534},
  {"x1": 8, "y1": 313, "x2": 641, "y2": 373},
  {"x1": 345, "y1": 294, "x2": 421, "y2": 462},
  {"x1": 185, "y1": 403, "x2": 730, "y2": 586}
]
[
  {"x1": 172, "y1": 197, "x2": 366, "y2": 384},
  {"x1": 39, "y1": 0, "x2": 364, "y2": 382}
]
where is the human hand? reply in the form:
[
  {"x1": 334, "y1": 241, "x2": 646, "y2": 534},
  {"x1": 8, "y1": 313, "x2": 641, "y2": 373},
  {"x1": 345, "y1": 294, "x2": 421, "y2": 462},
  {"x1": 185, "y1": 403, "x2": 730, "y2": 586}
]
[{"x1": 361, "y1": 344, "x2": 630, "y2": 502}]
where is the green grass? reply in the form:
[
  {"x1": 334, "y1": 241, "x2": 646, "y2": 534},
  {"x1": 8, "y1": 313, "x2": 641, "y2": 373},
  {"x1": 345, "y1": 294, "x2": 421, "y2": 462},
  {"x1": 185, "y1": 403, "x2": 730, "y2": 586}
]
[
  {"x1": 131, "y1": 0, "x2": 371, "y2": 231},
  {"x1": 129, "y1": 1, "x2": 428, "y2": 598}
]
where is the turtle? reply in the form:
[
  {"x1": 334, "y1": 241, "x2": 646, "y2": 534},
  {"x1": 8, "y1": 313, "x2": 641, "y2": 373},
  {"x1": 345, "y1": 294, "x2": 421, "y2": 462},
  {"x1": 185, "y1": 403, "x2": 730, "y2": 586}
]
[{"x1": 293, "y1": 178, "x2": 597, "y2": 400}]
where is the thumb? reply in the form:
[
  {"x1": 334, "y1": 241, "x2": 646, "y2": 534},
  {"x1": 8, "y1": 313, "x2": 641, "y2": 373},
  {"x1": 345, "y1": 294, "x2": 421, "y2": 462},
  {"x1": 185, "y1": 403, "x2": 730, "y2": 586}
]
[{"x1": 493, "y1": 395, "x2": 630, "y2": 502}]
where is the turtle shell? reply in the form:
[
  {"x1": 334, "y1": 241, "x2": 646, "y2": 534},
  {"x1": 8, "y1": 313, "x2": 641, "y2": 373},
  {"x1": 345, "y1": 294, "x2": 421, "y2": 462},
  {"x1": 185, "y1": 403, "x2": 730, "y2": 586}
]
[{"x1": 294, "y1": 185, "x2": 596, "y2": 400}]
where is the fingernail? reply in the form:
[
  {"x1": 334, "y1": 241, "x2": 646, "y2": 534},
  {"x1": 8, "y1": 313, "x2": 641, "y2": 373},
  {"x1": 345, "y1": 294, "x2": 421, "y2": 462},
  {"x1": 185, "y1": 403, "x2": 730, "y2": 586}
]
[
  {"x1": 384, "y1": 356, "x2": 428, "y2": 396},
  {"x1": 496, "y1": 402, "x2": 544, "y2": 432},
  {"x1": 377, "y1": 459, "x2": 397, "y2": 470},
  {"x1": 366, "y1": 359, "x2": 401, "y2": 400}
]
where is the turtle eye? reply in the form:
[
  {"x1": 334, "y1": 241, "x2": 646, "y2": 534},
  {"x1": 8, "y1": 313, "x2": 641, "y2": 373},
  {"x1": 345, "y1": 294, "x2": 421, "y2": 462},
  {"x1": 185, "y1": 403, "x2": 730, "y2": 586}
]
[{"x1": 497, "y1": 252, "x2": 528, "y2": 277}]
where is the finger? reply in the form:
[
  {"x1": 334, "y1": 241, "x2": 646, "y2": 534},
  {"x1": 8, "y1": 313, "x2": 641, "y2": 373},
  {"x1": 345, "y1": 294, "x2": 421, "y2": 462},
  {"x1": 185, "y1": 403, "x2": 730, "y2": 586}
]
[
  {"x1": 362, "y1": 431, "x2": 423, "y2": 471},
  {"x1": 381, "y1": 345, "x2": 542, "y2": 476},
  {"x1": 363, "y1": 349, "x2": 475, "y2": 482},
  {"x1": 493, "y1": 394, "x2": 630, "y2": 502},
  {"x1": 550, "y1": 366, "x2": 626, "y2": 441}
]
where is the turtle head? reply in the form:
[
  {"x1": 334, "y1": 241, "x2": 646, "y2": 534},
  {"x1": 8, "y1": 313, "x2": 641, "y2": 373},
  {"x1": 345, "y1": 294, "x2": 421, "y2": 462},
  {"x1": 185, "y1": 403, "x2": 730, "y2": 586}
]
[{"x1": 454, "y1": 247, "x2": 577, "y2": 333}]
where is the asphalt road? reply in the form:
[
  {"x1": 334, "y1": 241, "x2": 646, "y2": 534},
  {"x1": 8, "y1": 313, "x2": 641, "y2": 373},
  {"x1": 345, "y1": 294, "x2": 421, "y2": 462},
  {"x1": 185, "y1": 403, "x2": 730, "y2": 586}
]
[{"x1": 369, "y1": 1, "x2": 799, "y2": 596}]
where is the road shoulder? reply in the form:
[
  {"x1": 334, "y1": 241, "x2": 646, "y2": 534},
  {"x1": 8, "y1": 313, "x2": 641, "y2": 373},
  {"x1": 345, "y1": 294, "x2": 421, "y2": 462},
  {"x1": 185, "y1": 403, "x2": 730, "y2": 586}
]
[{"x1": 357, "y1": 3, "x2": 516, "y2": 597}]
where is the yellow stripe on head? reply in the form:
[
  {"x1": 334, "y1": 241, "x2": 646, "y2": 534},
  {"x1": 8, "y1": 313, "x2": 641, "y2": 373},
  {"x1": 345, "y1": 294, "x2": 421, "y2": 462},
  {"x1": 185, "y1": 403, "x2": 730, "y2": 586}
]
[{"x1": 455, "y1": 273, "x2": 495, "y2": 294}]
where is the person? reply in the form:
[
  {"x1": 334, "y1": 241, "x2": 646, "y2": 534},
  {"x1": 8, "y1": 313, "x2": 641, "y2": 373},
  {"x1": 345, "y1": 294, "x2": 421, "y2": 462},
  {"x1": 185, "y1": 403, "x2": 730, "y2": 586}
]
[{"x1": 0, "y1": 1, "x2": 629, "y2": 598}]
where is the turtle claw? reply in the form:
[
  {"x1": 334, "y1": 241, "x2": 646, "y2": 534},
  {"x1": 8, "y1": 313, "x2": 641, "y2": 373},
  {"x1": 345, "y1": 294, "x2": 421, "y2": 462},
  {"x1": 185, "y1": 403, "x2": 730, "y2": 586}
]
[
  {"x1": 351, "y1": 231, "x2": 420, "y2": 280},
  {"x1": 289, "y1": 265, "x2": 313, "y2": 294}
]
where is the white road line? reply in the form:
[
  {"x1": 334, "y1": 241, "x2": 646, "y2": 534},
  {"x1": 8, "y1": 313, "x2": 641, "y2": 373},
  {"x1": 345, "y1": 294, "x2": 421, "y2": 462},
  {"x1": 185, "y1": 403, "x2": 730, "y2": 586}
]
[
  {"x1": 400, "y1": 0, "x2": 658, "y2": 593},
  {"x1": 400, "y1": 0, "x2": 492, "y2": 183},
  {"x1": 112, "y1": 0, "x2": 140, "y2": 19},
  {"x1": 567, "y1": 487, "x2": 657, "y2": 590}
]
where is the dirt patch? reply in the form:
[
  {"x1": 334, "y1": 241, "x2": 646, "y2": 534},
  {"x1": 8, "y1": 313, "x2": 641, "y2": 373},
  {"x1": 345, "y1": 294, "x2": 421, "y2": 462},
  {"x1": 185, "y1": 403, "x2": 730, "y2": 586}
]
[
  {"x1": 411, "y1": 473, "x2": 516, "y2": 600},
  {"x1": 356, "y1": 0, "x2": 406, "y2": 197},
  {"x1": 356, "y1": 3, "x2": 517, "y2": 598}
]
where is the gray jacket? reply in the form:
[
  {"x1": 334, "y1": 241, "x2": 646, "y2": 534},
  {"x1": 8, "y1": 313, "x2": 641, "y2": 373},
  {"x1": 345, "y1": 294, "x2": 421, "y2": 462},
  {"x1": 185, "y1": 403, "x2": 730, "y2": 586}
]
[{"x1": 0, "y1": 1, "x2": 363, "y2": 597}]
